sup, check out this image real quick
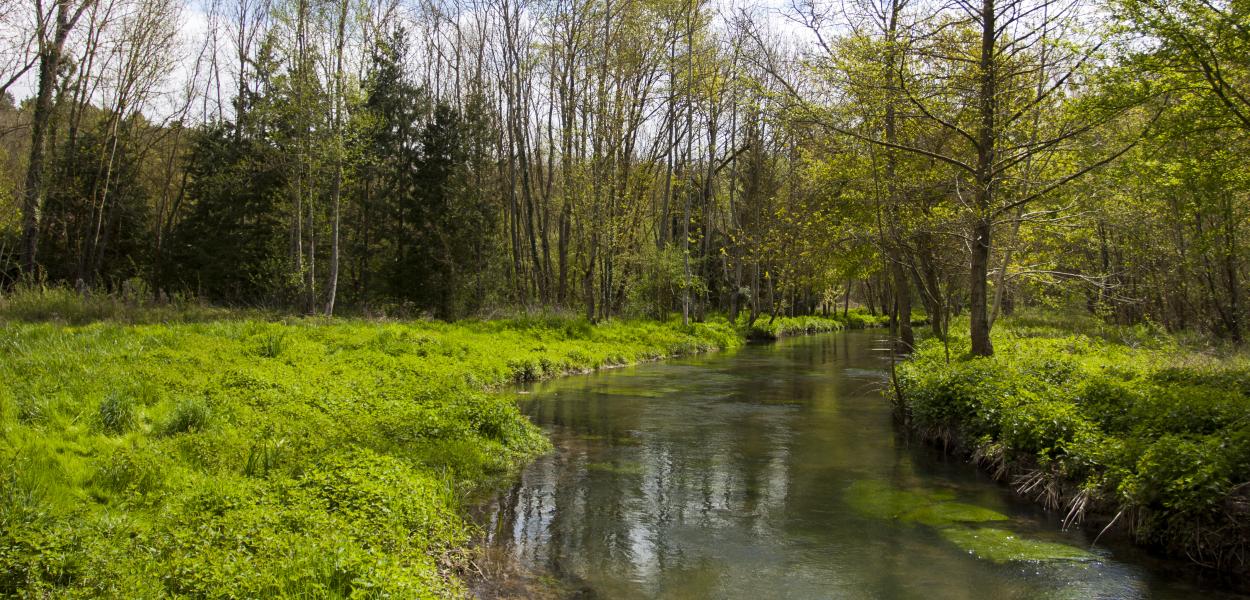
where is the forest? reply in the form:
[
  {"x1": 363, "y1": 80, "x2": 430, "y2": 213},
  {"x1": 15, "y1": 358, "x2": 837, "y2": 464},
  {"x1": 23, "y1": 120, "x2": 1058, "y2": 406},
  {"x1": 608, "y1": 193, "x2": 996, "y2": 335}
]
[
  {"x1": 1, "y1": 0, "x2": 1250, "y2": 595},
  {"x1": 1, "y1": 0, "x2": 1242, "y2": 346}
]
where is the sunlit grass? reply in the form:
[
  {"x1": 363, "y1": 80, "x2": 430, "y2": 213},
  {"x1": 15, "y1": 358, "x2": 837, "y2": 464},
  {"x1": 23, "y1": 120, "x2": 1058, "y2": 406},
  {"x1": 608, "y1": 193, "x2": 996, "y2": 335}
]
[{"x1": 0, "y1": 308, "x2": 746, "y2": 596}]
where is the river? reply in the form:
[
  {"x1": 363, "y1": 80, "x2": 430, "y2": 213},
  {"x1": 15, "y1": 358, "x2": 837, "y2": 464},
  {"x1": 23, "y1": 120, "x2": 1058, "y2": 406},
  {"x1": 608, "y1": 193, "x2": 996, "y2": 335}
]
[{"x1": 476, "y1": 330, "x2": 1244, "y2": 599}]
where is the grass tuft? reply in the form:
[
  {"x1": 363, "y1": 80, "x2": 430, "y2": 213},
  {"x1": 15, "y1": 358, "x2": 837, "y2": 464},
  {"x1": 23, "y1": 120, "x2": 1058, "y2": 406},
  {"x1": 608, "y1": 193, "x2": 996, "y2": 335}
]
[
  {"x1": 98, "y1": 393, "x2": 138, "y2": 435},
  {"x1": 162, "y1": 397, "x2": 213, "y2": 435}
]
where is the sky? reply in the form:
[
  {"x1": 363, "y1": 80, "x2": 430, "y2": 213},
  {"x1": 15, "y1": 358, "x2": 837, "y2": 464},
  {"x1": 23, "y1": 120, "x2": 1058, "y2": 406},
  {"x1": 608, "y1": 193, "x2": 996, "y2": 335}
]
[{"x1": 3, "y1": 0, "x2": 813, "y2": 122}]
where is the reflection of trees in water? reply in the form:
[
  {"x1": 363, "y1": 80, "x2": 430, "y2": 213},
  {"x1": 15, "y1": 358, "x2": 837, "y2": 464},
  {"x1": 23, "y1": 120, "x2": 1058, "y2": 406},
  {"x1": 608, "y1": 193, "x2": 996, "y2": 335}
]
[
  {"x1": 489, "y1": 344, "x2": 843, "y2": 594},
  {"x1": 484, "y1": 334, "x2": 1178, "y2": 599}
]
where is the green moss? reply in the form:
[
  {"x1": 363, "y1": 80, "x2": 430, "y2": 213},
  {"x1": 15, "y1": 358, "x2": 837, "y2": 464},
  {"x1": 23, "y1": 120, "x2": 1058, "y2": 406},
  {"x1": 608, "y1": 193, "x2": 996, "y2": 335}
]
[
  {"x1": 901, "y1": 502, "x2": 1009, "y2": 527},
  {"x1": 843, "y1": 480, "x2": 955, "y2": 521},
  {"x1": 939, "y1": 527, "x2": 1096, "y2": 563}
]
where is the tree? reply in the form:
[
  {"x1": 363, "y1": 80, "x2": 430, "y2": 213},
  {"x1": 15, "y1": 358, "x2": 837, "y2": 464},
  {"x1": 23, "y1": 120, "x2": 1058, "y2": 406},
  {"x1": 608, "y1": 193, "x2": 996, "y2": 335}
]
[{"x1": 21, "y1": 0, "x2": 95, "y2": 275}]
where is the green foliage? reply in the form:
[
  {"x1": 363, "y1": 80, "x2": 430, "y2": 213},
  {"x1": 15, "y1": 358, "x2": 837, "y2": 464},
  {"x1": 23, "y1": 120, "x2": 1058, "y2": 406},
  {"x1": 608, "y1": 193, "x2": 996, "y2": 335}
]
[
  {"x1": 0, "y1": 312, "x2": 746, "y2": 596},
  {"x1": 0, "y1": 284, "x2": 230, "y2": 325},
  {"x1": 162, "y1": 397, "x2": 214, "y2": 436},
  {"x1": 92, "y1": 444, "x2": 168, "y2": 497},
  {"x1": 163, "y1": 124, "x2": 294, "y2": 305},
  {"x1": 744, "y1": 309, "x2": 888, "y2": 339},
  {"x1": 899, "y1": 315, "x2": 1250, "y2": 569}
]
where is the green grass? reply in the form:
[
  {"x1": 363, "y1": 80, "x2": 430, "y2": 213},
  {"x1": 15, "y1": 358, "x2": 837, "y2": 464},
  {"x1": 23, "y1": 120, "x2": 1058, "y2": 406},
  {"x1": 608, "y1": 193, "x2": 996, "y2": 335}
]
[
  {"x1": 898, "y1": 310, "x2": 1250, "y2": 576},
  {"x1": 0, "y1": 312, "x2": 745, "y2": 597},
  {"x1": 0, "y1": 283, "x2": 240, "y2": 325},
  {"x1": 743, "y1": 309, "x2": 889, "y2": 339}
]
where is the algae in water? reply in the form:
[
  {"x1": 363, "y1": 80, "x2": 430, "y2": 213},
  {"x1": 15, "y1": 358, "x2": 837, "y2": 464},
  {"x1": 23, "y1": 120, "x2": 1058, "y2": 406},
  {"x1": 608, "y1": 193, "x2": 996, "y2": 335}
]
[
  {"x1": 844, "y1": 480, "x2": 1007, "y2": 527},
  {"x1": 940, "y1": 527, "x2": 1096, "y2": 563},
  {"x1": 902, "y1": 502, "x2": 1009, "y2": 527}
]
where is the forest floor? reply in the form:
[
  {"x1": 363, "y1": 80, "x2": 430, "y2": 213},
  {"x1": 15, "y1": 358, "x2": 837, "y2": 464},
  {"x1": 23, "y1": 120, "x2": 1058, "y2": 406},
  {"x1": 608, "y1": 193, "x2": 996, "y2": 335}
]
[
  {"x1": 898, "y1": 310, "x2": 1250, "y2": 587},
  {"x1": 0, "y1": 288, "x2": 883, "y2": 597}
]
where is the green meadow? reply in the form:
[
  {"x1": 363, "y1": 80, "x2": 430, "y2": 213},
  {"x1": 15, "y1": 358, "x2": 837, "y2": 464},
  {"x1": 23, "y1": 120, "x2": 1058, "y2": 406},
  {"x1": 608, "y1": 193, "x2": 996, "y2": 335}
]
[
  {"x1": 0, "y1": 291, "x2": 882, "y2": 597},
  {"x1": 0, "y1": 312, "x2": 748, "y2": 597}
]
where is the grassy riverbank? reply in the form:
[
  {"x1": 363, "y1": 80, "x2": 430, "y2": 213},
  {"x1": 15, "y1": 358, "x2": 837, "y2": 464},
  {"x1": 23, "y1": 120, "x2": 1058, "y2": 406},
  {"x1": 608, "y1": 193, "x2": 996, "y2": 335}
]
[
  {"x1": 744, "y1": 312, "x2": 889, "y2": 339},
  {"x1": 0, "y1": 310, "x2": 748, "y2": 597},
  {"x1": 0, "y1": 288, "x2": 884, "y2": 598},
  {"x1": 898, "y1": 311, "x2": 1250, "y2": 581}
]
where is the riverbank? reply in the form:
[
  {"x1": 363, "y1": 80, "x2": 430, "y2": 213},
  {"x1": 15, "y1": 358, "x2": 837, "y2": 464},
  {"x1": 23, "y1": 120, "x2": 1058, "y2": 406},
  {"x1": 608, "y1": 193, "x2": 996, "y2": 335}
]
[
  {"x1": 897, "y1": 311, "x2": 1250, "y2": 587},
  {"x1": 745, "y1": 312, "x2": 890, "y2": 339},
  {"x1": 0, "y1": 294, "x2": 876, "y2": 597}
]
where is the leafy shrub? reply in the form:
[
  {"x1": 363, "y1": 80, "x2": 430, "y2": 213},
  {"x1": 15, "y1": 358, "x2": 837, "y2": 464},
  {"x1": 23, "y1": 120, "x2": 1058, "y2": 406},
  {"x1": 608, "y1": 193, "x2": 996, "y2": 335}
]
[
  {"x1": 1072, "y1": 375, "x2": 1140, "y2": 433},
  {"x1": 998, "y1": 399, "x2": 1096, "y2": 456}
]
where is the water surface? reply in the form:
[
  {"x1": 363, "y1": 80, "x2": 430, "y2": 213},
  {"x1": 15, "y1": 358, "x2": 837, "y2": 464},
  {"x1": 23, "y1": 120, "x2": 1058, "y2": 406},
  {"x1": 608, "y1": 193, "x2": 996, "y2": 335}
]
[{"x1": 478, "y1": 331, "x2": 1242, "y2": 599}]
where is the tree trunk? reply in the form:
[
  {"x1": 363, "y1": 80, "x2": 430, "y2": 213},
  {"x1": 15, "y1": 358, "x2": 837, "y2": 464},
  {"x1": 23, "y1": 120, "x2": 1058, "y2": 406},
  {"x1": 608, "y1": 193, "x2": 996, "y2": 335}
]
[
  {"x1": 21, "y1": 15, "x2": 74, "y2": 275},
  {"x1": 892, "y1": 258, "x2": 914, "y2": 350},
  {"x1": 969, "y1": 218, "x2": 994, "y2": 356},
  {"x1": 970, "y1": 0, "x2": 997, "y2": 357},
  {"x1": 325, "y1": 0, "x2": 348, "y2": 316}
]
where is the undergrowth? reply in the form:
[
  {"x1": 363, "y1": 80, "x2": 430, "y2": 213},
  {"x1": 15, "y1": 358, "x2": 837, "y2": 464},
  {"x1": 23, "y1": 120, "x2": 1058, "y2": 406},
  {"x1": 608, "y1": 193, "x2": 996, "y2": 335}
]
[{"x1": 898, "y1": 310, "x2": 1250, "y2": 578}]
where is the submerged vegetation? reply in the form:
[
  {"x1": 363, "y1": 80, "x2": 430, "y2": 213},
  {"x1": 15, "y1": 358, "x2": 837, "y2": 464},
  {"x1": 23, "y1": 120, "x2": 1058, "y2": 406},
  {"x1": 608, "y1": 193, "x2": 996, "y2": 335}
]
[
  {"x1": 844, "y1": 479, "x2": 1095, "y2": 563},
  {"x1": 0, "y1": 309, "x2": 752, "y2": 597},
  {"x1": 898, "y1": 312, "x2": 1250, "y2": 578}
]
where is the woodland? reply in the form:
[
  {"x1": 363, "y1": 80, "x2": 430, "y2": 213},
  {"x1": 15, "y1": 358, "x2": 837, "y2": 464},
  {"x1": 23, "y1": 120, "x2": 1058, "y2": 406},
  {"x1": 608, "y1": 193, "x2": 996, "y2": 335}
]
[{"x1": 0, "y1": 0, "x2": 1243, "y2": 350}]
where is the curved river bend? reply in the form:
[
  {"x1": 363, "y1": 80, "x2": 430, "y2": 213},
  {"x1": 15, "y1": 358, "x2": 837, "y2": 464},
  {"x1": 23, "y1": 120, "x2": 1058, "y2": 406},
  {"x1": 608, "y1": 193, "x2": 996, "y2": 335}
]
[{"x1": 477, "y1": 330, "x2": 1244, "y2": 599}]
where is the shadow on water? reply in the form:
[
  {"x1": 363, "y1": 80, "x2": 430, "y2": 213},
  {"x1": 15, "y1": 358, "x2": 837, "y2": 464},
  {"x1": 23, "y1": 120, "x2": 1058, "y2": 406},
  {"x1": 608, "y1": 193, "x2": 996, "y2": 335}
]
[{"x1": 472, "y1": 331, "x2": 1247, "y2": 600}]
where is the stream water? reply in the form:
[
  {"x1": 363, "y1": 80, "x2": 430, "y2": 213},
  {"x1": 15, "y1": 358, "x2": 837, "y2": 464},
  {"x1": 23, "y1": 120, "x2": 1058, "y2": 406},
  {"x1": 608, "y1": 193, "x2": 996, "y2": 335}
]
[{"x1": 476, "y1": 330, "x2": 1245, "y2": 599}]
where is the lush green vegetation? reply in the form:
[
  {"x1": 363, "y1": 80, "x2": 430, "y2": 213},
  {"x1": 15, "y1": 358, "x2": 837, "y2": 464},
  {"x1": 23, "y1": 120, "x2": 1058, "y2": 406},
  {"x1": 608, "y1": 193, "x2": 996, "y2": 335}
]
[
  {"x1": 743, "y1": 312, "x2": 889, "y2": 339},
  {"x1": 0, "y1": 311, "x2": 751, "y2": 597},
  {"x1": 898, "y1": 312, "x2": 1250, "y2": 576}
]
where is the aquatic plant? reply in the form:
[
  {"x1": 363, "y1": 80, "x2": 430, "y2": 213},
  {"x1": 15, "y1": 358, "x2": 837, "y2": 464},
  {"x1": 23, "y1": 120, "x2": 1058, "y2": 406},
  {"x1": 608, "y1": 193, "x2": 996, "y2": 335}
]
[
  {"x1": 844, "y1": 479, "x2": 1015, "y2": 528},
  {"x1": 939, "y1": 528, "x2": 1096, "y2": 563}
]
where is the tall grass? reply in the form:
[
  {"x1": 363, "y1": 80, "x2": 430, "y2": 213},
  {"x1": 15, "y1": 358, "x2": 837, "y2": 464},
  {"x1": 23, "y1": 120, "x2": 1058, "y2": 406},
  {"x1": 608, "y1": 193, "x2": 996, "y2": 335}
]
[
  {"x1": 742, "y1": 309, "x2": 890, "y2": 339},
  {"x1": 0, "y1": 283, "x2": 234, "y2": 325}
]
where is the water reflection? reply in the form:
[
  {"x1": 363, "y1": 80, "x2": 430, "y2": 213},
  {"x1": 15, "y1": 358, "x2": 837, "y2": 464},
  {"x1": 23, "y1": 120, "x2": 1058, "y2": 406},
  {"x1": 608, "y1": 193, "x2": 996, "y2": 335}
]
[{"x1": 478, "y1": 332, "x2": 1238, "y2": 599}]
